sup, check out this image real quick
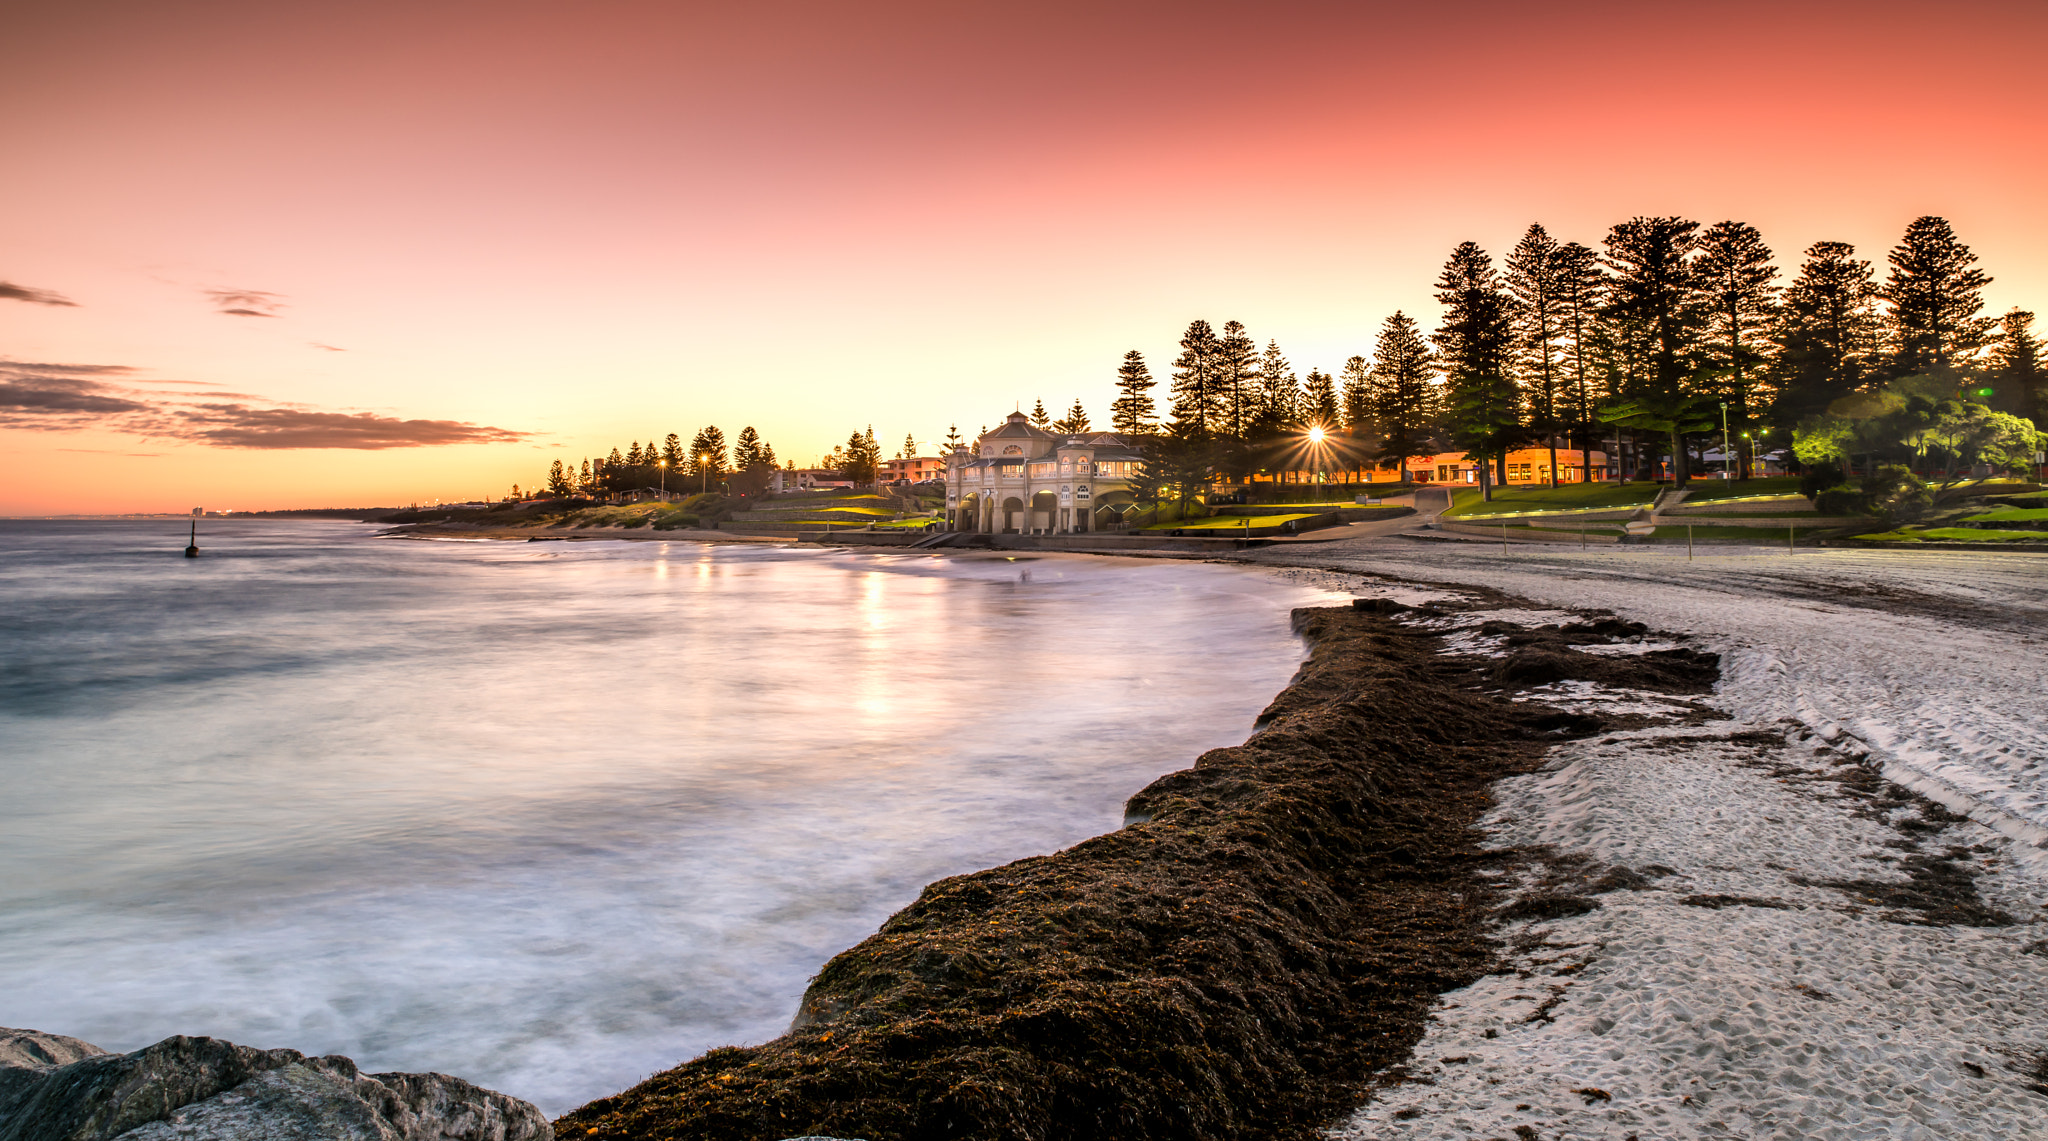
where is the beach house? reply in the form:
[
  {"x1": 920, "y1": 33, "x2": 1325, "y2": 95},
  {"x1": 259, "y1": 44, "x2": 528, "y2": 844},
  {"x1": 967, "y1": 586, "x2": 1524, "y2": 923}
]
[{"x1": 945, "y1": 412, "x2": 1145, "y2": 534}]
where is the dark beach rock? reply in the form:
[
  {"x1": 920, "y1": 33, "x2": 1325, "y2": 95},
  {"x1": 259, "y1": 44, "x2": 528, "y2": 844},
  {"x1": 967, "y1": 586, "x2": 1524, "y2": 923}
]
[
  {"x1": 0, "y1": 1029, "x2": 108, "y2": 1121},
  {"x1": 0, "y1": 1029, "x2": 549, "y2": 1141}
]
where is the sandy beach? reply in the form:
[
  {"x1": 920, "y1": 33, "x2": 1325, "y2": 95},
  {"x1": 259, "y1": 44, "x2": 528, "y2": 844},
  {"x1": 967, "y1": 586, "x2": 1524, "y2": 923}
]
[{"x1": 1240, "y1": 542, "x2": 2048, "y2": 1139}]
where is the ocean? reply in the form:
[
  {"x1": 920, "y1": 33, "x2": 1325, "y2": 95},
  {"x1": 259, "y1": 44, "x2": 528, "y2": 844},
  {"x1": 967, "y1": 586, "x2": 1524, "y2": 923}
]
[{"x1": 0, "y1": 520, "x2": 1348, "y2": 1114}]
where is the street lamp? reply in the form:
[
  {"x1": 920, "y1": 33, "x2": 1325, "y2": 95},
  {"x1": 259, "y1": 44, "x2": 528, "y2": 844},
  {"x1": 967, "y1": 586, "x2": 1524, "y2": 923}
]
[
  {"x1": 698, "y1": 453, "x2": 709, "y2": 495},
  {"x1": 658, "y1": 459, "x2": 667, "y2": 500},
  {"x1": 1720, "y1": 401, "x2": 1733, "y2": 480}
]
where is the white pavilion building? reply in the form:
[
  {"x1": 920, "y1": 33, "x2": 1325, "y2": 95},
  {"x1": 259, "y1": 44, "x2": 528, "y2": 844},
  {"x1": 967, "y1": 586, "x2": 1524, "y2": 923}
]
[{"x1": 945, "y1": 412, "x2": 1144, "y2": 533}]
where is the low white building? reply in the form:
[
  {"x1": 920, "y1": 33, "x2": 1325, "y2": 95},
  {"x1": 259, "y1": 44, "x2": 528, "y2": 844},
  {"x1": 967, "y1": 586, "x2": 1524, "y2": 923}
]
[{"x1": 945, "y1": 412, "x2": 1144, "y2": 533}]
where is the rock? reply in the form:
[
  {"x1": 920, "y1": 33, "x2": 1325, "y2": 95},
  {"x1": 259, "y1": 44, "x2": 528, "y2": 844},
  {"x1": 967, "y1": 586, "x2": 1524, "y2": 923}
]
[
  {"x1": 0, "y1": 1029, "x2": 549, "y2": 1141},
  {"x1": 0, "y1": 1029, "x2": 108, "y2": 1121}
]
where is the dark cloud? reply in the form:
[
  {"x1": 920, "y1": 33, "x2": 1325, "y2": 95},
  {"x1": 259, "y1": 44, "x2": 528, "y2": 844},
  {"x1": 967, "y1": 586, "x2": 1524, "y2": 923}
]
[
  {"x1": 169, "y1": 406, "x2": 531, "y2": 450},
  {"x1": 0, "y1": 357, "x2": 529, "y2": 449},
  {"x1": 0, "y1": 281, "x2": 77, "y2": 306},
  {"x1": 0, "y1": 360, "x2": 134, "y2": 375},
  {"x1": 205, "y1": 289, "x2": 285, "y2": 317},
  {"x1": 0, "y1": 374, "x2": 155, "y2": 429}
]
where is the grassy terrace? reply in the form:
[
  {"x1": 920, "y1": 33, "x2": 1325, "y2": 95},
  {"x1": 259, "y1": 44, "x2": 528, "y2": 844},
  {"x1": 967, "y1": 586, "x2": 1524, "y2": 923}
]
[
  {"x1": 1961, "y1": 507, "x2": 2048, "y2": 522},
  {"x1": 1856, "y1": 526, "x2": 2048, "y2": 543},
  {"x1": 1442, "y1": 482, "x2": 1660, "y2": 518},
  {"x1": 1676, "y1": 475, "x2": 1805, "y2": 502},
  {"x1": 1144, "y1": 513, "x2": 1319, "y2": 531}
]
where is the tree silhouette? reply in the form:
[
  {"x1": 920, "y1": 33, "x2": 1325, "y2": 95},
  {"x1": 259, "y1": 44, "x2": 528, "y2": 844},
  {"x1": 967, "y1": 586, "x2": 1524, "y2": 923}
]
[
  {"x1": 1218, "y1": 320, "x2": 1259, "y2": 438},
  {"x1": 1369, "y1": 311, "x2": 1437, "y2": 482},
  {"x1": 1694, "y1": 220, "x2": 1780, "y2": 478},
  {"x1": 1339, "y1": 356, "x2": 1371, "y2": 436},
  {"x1": 1169, "y1": 319, "x2": 1223, "y2": 439},
  {"x1": 1554, "y1": 241, "x2": 1605, "y2": 467},
  {"x1": 1029, "y1": 400, "x2": 1051, "y2": 429},
  {"x1": 1602, "y1": 217, "x2": 1705, "y2": 481},
  {"x1": 1507, "y1": 224, "x2": 1567, "y2": 487},
  {"x1": 1435, "y1": 241, "x2": 1520, "y2": 497},
  {"x1": 1885, "y1": 216, "x2": 1996, "y2": 373},
  {"x1": 1248, "y1": 340, "x2": 1298, "y2": 439},
  {"x1": 1111, "y1": 352, "x2": 1157, "y2": 435},
  {"x1": 1773, "y1": 240, "x2": 1882, "y2": 426},
  {"x1": 1989, "y1": 309, "x2": 2045, "y2": 421},
  {"x1": 1053, "y1": 399, "x2": 1090, "y2": 434},
  {"x1": 1302, "y1": 368, "x2": 1338, "y2": 427}
]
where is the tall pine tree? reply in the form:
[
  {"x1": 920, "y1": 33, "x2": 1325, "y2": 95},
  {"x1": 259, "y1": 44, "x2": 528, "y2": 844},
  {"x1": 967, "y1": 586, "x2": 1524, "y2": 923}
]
[
  {"x1": 1554, "y1": 241, "x2": 1606, "y2": 466},
  {"x1": 1339, "y1": 356, "x2": 1372, "y2": 436},
  {"x1": 1989, "y1": 309, "x2": 2045, "y2": 422},
  {"x1": 689, "y1": 426, "x2": 728, "y2": 479},
  {"x1": 1302, "y1": 368, "x2": 1339, "y2": 427},
  {"x1": 1693, "y1": 220, "x2": 1780, "y2": 478},
  {"x1": 1217, "y1": 320, "x2": 1259, "y2": 437},
  {"x1": 1110, "y1": 351, "x2": 1157, "y2": 435},
  {"x1": 1249, "y1": 340, "x2": 1299, "y2": 439},
  {"x1": 1169, "y1": 319, "x2": 1224, "y2": 439},
  {"x1": 1884, "y1": 216, "x2": 1996, "y2": 374},
  {"x1": 1772, "y1": 240, "x2": 1882, "y2": 426},
  {"x1": 1053, "y1": 399, "x2": 1090, "y2": 434},
  {"x1": 1600, "y1": 217, "x2": 1709, "y2": 483},
  {"x1": 1029, "y1": 399, "x2": 1051, "y2": 430},
  {"x1": 1434, "y1": 241, "x2": 1521, "y2": 498},
  {"x1": 1369, "y1": 311, "x2": 1437, "y2": 481},
  {"x1": 733, "y1": 426, "x2": 765, "y2": 471},
  {"x1": 1506, "y1": 223, "x2": 1567, "y2": 487}
]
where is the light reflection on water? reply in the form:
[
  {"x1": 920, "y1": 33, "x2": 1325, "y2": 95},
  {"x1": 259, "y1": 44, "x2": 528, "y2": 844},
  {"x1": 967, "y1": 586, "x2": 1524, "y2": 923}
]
[{"x1": 0, "y1": 520, "x2": 1348, "y2": 1114}]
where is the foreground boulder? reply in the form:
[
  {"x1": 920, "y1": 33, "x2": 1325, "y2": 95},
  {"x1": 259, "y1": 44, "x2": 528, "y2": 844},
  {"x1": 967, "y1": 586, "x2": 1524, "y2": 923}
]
[{"x1": 0, "y1": 1028, "x2": 550, "y2": 1141}]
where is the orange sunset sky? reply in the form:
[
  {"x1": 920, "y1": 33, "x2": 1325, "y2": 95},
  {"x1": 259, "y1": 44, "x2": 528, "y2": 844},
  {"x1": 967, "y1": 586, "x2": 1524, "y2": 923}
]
[{"x1": 4, "y1": 0, "x2": 2045, "y2": 514}]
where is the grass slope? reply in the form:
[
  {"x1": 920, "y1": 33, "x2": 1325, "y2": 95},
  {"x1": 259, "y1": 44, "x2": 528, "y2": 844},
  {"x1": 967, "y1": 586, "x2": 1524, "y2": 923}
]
[
  {"x1": 1855, "y1": 527, "x2": 2048, "y2": 543},
  {"x1": 1674, "y1": 476, "x2": 1805, "y2": 502},
  {"x1": 1444, "y1": 483, "x2": 1659, "y2": 518},
  {"x1": 1144, "y1": 514, "x2": 1318, "y2": 531}
]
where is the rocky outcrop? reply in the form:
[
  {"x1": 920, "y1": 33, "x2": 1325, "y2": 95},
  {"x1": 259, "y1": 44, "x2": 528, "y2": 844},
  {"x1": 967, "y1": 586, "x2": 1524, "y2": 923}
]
[{"x1": 0, "y1": 1029, "x2": 550, "y2": 1141}]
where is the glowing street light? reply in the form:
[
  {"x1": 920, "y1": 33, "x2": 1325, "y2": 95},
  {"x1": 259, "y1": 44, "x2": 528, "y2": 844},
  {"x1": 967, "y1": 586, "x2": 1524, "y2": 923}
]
[{"x1": 1307, "y1": 425, "x2": 1326, "y2": 444}]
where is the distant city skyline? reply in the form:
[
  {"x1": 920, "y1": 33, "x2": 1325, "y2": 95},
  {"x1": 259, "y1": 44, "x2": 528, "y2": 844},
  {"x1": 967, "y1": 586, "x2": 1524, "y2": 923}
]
[{"x1": 5, "y1": 0, "x2": 2045, "y2": 513}]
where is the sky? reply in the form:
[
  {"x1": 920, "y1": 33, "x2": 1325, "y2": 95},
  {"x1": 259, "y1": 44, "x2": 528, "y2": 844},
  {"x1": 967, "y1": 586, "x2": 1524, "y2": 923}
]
[{"x1": 4, "y1": 0, "x2": 2046, "y2": 513}]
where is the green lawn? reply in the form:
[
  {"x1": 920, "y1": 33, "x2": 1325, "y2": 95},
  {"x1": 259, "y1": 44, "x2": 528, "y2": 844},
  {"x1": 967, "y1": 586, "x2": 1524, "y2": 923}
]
[
  {"x1": 1960, "y1": 507, "x2": 2048, "y2": 522},
  {"x1": 1677, "y1": 476, "x2": 1806, "y2": 503},
  {"x1": 1637, "y1": 524, "x2": 1831, "y2": 543},
  {"x1": 1444, "y1": 482, "x2": 1660, "y2": 518},
  {"x1": 1143, "y1": 513, "x2": 1317, "y2": 531},
  {"x1": 1855, "y1": 526, "x2": 2048, "y2": 543}
]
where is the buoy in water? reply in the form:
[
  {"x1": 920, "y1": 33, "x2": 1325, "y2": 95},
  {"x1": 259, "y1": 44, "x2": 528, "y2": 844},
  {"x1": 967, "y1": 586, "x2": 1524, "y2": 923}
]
[{"x1": 184, "y1": 520, "x2": 200, "y2": 558}]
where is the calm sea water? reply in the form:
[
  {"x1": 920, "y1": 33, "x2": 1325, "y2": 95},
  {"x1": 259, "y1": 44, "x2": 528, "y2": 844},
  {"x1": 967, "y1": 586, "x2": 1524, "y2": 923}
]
[{"x1": 0, "y1": 520, "x2": 1347, "y2": 1114}]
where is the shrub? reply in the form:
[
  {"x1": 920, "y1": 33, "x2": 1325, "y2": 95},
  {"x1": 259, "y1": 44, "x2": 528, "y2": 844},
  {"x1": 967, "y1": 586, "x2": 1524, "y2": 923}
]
[
  {"x1": 1861, "y1": 465, "x2": 1931, "y2": 523},
  {"x1": 1814, "y1": 486, "x2": 1866, "y2": 516},
  {"x1": 1799, "y1": 466, "x2": 1847, "y2": 501}
]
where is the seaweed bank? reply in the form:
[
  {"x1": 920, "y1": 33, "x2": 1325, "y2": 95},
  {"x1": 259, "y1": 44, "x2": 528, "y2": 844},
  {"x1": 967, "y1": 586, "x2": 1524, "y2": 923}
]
[{"x1": 560, "y1": 596, "x2": 1721, "y2": 1140}]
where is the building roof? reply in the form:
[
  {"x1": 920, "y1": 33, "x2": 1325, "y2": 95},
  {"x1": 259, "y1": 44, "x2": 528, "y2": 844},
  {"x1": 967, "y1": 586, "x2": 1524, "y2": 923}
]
[{"x1": 981, "y1": 411, "x2": 1055, "y2": 441}]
